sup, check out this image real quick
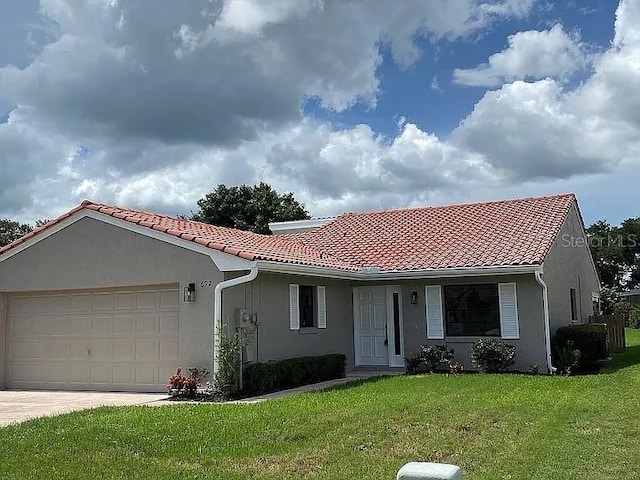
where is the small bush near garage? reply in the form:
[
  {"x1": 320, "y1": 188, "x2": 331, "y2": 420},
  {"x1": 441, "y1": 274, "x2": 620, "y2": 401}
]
[
  {"x1": 555, "y1": 324, "x2": 608, "y2": 371},
  {"x1": 470, "y1": 339, "x2": 516, "y2": 373},
  {"x1": 244, "y1": 353, "x2": 346, "y2": 396},
  {"x1": 166, "y1": 367, "x2": 211, "y2": 399},
  {"x1": 214, "y1": 334, "x2": 246, "y2": 399}
]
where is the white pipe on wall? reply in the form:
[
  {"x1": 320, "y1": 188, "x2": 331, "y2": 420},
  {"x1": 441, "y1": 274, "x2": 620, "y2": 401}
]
[
  {"x1": 535, "y1": 269, "x2": 556, "y2": 375},
  {"x1": 213, "y1": 263, "x2": 258, "y2": 377}
]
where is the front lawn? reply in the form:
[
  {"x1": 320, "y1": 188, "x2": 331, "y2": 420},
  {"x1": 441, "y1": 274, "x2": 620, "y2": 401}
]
[{"x1": 2, "y1": 330, "x2": 640, "y2": 480}]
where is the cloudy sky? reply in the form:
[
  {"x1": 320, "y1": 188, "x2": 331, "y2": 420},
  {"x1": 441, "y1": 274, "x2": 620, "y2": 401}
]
[{"x1": 1, "y1": 0, "x2": 639, "y2": 226}]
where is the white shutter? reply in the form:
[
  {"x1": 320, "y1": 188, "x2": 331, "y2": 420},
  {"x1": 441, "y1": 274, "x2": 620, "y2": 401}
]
[
  {"x1": 499, "y1": 282, "x2": 520, "y2": 339},
  {"x1": 289, "y1": 284, "x2": 300, "y2": 330},
  {"x1": 317, "y1": 286, "x2": 327, "y2": 329},
  {"x1": 425, "y1": 285, "x2": 444, "y2": 339}
]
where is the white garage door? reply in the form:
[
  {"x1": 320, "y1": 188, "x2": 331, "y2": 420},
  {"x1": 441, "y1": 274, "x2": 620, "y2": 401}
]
[{"x1": 6, "y1": 285, "x2": 180, "y2": 392}]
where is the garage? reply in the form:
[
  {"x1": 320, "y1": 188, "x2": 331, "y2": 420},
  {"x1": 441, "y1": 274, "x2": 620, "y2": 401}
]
[{"x1": 6, "y1": 285, "x2": 179, "y2": 392}]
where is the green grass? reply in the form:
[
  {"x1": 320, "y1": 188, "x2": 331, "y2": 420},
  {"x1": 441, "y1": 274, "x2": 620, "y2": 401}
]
[{"x1": 2, "y1": 330, "x2": 640, "y2": 480}]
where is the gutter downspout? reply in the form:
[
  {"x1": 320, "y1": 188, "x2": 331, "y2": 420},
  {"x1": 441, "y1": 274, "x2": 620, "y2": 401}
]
[
  {"x1": 213, "y1": 262, "x2": 258, "y2": 377},
  {"x1": 535, "y1": 269, "x2": 556, "y2": 375}
]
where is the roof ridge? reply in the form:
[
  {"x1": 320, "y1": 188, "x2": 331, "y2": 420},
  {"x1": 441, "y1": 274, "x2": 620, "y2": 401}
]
[
  {"x1": 333, "y1": 192, "x2": 576, "y2": 218},
  {"x1": 82, "y1": 200, "x2": 283, "y2": 239}
]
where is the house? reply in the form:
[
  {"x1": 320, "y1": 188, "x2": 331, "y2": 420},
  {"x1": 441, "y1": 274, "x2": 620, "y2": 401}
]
[
  {"x1": 0, "y1": 193, "x2": 600, "y2": 392},
  {"x1": 621, "y1": 289, "x2": 640, "y2": 308}
]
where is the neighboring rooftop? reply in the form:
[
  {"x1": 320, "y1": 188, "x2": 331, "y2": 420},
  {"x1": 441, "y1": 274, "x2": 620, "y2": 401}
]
[
  {"x1": 0, "y1": 194, "x2": 578, "y2": 272},
  {"x1": 621, "y1": 289, "x2": 640, "y2": 296}
]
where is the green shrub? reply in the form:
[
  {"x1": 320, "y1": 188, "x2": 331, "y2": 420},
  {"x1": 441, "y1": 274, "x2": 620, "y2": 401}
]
[
  {"x1": 244, "y1": 363, "x2": 279, "y2": 394},
  {"x1": 628, "y1": 308, "x2": 640, "y2": 329},
  {"x1": 244, "y1": 353, "x2": 346, "y2": 396},
  {"x1": 552, "y1": 340, "x2": 581, "y2": 376},
  {"x1": 214, "y1": 334, "x2": 246, "y2": 399},
  {"x1": 555, "y1": 324, "x2": 607, "y2": 370},
  {"x1": 420, "y1": 344, "x2": 455, "y2": 372},
  {"x1": 470, "y1": 339, "x2": 516, "y2": 373},
  {"x1": 404, "y1": 351, "x2": 422, "y2": 375}
]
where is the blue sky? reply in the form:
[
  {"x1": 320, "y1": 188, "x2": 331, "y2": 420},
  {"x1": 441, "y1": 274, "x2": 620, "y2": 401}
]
[
  {"x1": 0, "y1": 0, "x2": 639, "y2": 226},
  {"x1": 319, "y1": 1, "x2": 619, "y2": 137}
]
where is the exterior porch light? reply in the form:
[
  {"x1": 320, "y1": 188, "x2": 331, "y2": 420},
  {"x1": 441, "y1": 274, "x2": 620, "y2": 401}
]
[
  {"x1": 183, "y1": 282, "x2": 196, "y2": 302},
  {"x1": 410, "y1": 291, "x2": 418, "y2": 304}
]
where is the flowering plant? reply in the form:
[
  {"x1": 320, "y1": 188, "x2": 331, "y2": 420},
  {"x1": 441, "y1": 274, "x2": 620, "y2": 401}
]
[
  {"x1": 166, "y1": 366, "x2": 210, "y2": 398},
  {"x1": 166, "y1": 367, "x2": 185, "y2": 391}
]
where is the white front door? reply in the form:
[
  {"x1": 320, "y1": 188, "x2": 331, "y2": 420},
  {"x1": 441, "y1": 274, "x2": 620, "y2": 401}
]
[{"x1": 354, "y1": 287, "x2": 389, "y2": 366}]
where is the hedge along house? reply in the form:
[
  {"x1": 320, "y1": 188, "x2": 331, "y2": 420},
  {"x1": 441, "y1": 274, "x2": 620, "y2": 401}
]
[{"x1": 0, "y1": 193, "x2": 599, "y2": 392}]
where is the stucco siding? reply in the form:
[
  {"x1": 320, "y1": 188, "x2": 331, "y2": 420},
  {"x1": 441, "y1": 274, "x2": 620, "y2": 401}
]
[
  {"x1": 0, "y1": 294, "x2": 6, "y2": 388},
  {"x1": 223, "y1": 273, "x2": 355, "y2": 369},
  {"x1": 0, "y1": 217, "x2": 222, "y2": 389},
  {"x1": 225, "y1": 273, "x2": 547, "y2": 374},
  {"x1": 543, "y1": 205, "x2": 600, "y2": 334},
  {"x1": 355, "y1": 275, "x2": 547, "y2": 372}
]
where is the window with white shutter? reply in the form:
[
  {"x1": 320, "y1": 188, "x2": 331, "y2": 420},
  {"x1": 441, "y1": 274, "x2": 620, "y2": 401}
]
[
  {"x1": 289, "y1": 284, "x2": 327, "y2": 330},
  {"x1": 425, "y1": 285, "x2": 444, "y2": 339},
  {"x1": 317, "y1": 286, "x2": 327, "y2": 329},
  {"x1": 498, "y1": 282, "x2": 519, "y2": 340},
  {"x1": 289, "y1": 284, "x2": 300, "y2": 330}
]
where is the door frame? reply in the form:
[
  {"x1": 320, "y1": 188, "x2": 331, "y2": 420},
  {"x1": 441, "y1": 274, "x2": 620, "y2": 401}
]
[{"x1": 353, "y1": 285, "x2": 405, "y2": 367}]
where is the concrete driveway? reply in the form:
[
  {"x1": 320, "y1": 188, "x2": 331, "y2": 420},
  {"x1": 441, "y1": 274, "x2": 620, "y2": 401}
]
[{"x1": 0, "y1": 390, "x2": 169, "y2": 427}]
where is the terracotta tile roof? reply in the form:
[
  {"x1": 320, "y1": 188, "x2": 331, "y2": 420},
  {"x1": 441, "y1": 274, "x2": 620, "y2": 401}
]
[
  {"x1": 0, "y1": 201, "x2": 356, "y2": 270},
  {"x1": 0, "y1": 194, "x2": 576, "y2": 273},
  {"x1": 291, "y1": 193, "x2": 576, "y2": 271}
]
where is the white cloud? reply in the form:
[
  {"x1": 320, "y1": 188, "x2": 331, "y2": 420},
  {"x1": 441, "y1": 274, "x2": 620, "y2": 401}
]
[
  {"x1": 3, "y1": 0, "x2": 640, "y2": 229},
  {"x1": 453, "y1": 23, "x2": 588, "y2": 87},
  {"x1": 0, "y1": 0, "x2": 536, "y2": 219},
  {"x1": 614, "y1": 0, "x2": 640, "y2": 47}
]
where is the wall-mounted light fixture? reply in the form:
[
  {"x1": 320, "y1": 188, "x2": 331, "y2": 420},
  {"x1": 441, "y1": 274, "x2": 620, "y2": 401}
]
[
  {"x1": 184, "y1": 282, "x2": 196, "y2": 302},
  {"x1": 410, "y1": 291, "x2": 418, "y2": 305}
]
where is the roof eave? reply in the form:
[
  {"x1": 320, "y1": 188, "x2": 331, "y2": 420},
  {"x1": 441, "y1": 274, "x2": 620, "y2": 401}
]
[
  {"x1": 256, "y1": 261, "x2": 541, "y2": 280},
  {"x1": 0, "y1": 208, "x2": 256, "y2": 273}
]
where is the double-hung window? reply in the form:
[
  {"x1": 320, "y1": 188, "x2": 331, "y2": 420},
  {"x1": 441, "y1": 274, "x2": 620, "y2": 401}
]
[{"x1": 289, "y1": 284, "x2": 327, "y2": 330}]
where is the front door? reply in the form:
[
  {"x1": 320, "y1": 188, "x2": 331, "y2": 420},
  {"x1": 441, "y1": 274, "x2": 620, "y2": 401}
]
[{"x1": 354, "y1": 287, "x2": 389, "y2": 366}]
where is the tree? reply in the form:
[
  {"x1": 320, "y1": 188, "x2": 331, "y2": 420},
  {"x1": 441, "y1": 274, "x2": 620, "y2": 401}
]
[
  {"x1": 587, "y1": 217, "x2": 640, "y2": 291},
  {"x1": 192, "y1": 183, "x2": 310, "y2": 234},
  {"x1": 587, "y1": 220, "x2": 626, "y2": 289},
  {"x1": 0, "y1": 219, "x2": 33, "y2": 247}
]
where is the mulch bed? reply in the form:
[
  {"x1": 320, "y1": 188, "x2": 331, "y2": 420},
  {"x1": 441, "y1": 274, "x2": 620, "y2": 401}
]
[{"x1": 166, "y1": 391, "x2": 227, "y2": 402}]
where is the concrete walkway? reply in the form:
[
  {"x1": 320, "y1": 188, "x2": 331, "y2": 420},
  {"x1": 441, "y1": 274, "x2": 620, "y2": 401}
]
[
  {"x1": 235, "y1": 369, "x2": 403, "y2": 403},
  {"x1": 0, "y1": 391, "x2": 168, "y2": 427},
  {"x1": 154, "y1": 369, "x2": 404, "y2": 405},
  {"x1": 0, "y1": 370, "x2": 403, "y2": 426}
]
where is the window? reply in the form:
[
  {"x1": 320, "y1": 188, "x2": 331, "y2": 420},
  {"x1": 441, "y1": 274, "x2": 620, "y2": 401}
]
[
  {"x1": 444, "y1": 284, "x2": 500, "y2": 337},
  {"x1": 392, "y1": 292, "x2": 401, "y2": 356},
  {"x1": 289, "y1": 284, "x2": 327, "y2": 330},
  {"x1": 299, "y1": 285, "x2": 315, "y2": 328},
  {"x1": 570, "y1": 288, "x2": 578, "y2": 322}
]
